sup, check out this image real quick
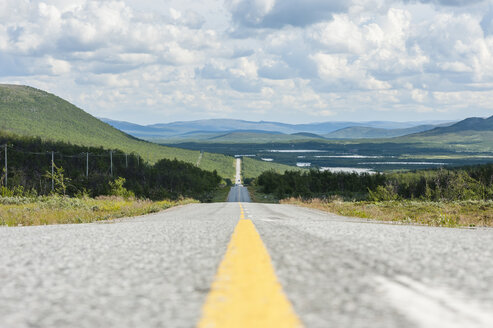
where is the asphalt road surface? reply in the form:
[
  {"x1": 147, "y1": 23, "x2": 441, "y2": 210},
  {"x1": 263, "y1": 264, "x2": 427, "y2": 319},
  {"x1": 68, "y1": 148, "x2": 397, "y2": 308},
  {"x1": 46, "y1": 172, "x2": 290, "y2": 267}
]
[
  {"x1": 1, "y1": 202, "x2": 492, "y2": 328},
  {"x1": 227, "y1": 185, "x2": 251, "y2": 202},
  {"x1": 227, "y1": 157, "x2": 251, "y2": 202},
  {"x1": 235, "y1": 158, "x2": 242, "y2": 185}
]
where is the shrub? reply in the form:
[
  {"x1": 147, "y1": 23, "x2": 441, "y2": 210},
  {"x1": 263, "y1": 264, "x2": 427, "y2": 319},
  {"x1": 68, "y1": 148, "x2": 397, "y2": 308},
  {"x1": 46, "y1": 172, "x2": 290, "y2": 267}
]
[
  {"x1": 368, "y1": 185, "x2": 399, "y2": 201},
  {"x1": 44, "y1": 164, "x2": 71, "y2": 196},
  {"x1": 108, "y1": 177, "x2": 135, "y2": 199}
]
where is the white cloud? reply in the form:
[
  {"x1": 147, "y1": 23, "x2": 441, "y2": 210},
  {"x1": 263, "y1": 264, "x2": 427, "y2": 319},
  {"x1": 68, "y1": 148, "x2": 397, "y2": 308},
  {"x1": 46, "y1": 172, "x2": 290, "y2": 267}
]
[
  {"x1": 46, "y1": 56, "x2": 71, "y2": 75},
  {"x1": 227, "y1": 0, "x2": 349, "y2": 28},
  {"x1": 1, "y1": 0, "x2": 493, "y2": 123}
]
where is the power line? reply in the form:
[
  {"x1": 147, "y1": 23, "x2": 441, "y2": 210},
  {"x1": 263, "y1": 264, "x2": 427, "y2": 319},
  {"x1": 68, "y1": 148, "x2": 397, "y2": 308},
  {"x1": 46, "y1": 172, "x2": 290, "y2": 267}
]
[{"x1": 0, "y1": 142, "x2": 144, "y2": 190}]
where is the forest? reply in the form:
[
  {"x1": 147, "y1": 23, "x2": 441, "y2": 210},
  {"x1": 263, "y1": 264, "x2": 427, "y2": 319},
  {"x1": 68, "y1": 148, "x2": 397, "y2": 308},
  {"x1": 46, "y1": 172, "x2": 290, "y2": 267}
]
[
  {"x1": 0, "y1": 132, "x2": 221, "y2": 202},
  {"x1": 256, "y1": 165, "x2": 493, "y2": 202}
]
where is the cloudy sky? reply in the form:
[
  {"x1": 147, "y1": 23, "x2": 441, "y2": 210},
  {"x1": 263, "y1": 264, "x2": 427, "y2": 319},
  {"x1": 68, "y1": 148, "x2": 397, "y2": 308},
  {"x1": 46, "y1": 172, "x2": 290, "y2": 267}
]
[{"x1": 1, "y1": 0, "x2": 493, "y2": 124}]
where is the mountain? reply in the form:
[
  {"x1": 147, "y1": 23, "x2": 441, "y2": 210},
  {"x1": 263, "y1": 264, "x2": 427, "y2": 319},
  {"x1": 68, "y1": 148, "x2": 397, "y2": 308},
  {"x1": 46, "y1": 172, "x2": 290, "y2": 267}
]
[
  {"x1": 205, "y1": 131, "x2": 324, "y2": 143},
  {"x1": 417, "y1": 116, "x2": 493, "y2": 136},
  {"x1": 291, "y1": 132, "x2": 326, "y2": 138},
  {"x1": 395, "y1": 115, "x2": 493, "y2": 152},
  {"x1": 102, "y1": 118, "x2": 452, "y2": 142},
  {"x1": 325, "y1": 125, "x2": 438, "y2": 139},
  {"x1": 0, "y1": 84, "x2": 291, "y2": 178}
]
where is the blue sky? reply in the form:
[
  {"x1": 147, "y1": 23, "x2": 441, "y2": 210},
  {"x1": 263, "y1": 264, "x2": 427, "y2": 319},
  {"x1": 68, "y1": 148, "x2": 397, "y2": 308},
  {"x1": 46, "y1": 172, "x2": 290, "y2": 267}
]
[{"x1": 1, "y1": 0, "x2": 493, "y2": 124}]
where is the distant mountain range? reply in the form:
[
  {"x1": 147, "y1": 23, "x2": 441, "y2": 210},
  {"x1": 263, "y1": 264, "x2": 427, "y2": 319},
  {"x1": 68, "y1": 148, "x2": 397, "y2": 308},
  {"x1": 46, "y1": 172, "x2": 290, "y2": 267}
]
[
  {"x1": 324, "y1": 124, "x2": 444, "y2": 139},
  {"x1": 101, "y1": 118, "x2": 454, "y2": 142},
  {"x1": 418, "y1": 116, "x2": 493, "y2": 136}
]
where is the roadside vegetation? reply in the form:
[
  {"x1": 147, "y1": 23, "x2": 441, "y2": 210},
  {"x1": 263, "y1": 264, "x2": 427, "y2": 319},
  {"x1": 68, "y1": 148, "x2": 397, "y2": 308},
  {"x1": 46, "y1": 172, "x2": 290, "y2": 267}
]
[
  {"x1": 256, "y1": 165, "x2": 493, "y2": 201},
  {"x1": 253, "y1": 164, "x2": 493, "y2": 227},
  {"x1": 0, "y1": 132, "x2": 221, "y2": 202},
  {"x1": 211, "y1": 183, "x2": 232, "y2": 202},
  {"x1": 282, "y1": 198, "x2": 493, "y2": 227},
  {"x1": 1, "y1": 170, "x2": 198, "y2": 226},
  {"x1": 0, "y1": 193, "x2": 196, "y2": 226},
  {"x1": 0, "y1": 132, "x2": 222, "y2": 226}
]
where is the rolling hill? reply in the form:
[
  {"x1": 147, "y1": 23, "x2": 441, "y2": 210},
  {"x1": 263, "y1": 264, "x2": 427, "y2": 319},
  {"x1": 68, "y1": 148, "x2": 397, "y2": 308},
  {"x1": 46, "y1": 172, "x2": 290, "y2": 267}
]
[
  {"x1": 102, "y1": 117, "x2": 451, "y2": 142},
  {"x1": 325, "y1": 125, "x2": 438, "y2": 139},
  {"x1": 418, "y1": 116, "x2": 493, "y2": 135},
  {"x1": 394, "y1": 115, "x2": 493, "y2": 152},
  {"x1": 0, "y1": 84, "x2": 295, "y2": 179},
  {"x1": 206, "y1": 131, "x2": 324, "y2": 143}
]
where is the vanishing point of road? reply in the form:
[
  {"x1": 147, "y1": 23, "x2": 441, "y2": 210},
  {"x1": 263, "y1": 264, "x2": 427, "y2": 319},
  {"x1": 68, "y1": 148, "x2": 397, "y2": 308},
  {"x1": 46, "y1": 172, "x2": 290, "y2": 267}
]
[
  {"x1": 226, "y1": 157, "x2": 251, "y2": 203},
  {"x1": 1, "y1": 159, "x2": 493, "y2": 327}
]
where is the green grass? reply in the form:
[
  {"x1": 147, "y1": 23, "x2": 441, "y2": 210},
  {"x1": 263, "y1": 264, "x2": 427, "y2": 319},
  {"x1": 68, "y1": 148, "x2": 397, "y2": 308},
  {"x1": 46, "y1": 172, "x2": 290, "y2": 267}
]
[
  {"x1": 242, "y1": 157, "x2": 302, "y2": 179},
  {"x1": 396, "y1": 131, "x2": 493, "y2": 153},
  {"x1": 247, "y1": 185, "x2": 279, "y2": 203},
  {"x1": 199, "y1": 152, "x2": 236, "y2": 180},
  {"x1": 207, "y1": 132, "x2": 322, "y2": 143},
  {"x1": 0, "y1": 84, "x2": 236, "y2": 177},
  {"x1": 282, "y1": 198, "x2": 493, "y2": 227},
  {"x1": 211, "y1": 185, "x2": 231, "y2": 202},
  {"x1": 0, "y1": 195, "x2": 197, "y2": 226}
]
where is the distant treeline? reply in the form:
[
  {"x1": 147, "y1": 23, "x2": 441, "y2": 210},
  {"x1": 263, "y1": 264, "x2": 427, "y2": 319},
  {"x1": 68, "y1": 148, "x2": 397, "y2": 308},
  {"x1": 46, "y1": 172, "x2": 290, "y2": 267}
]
[
  {"x1": 0, "y1": 132, "x2": 221, "y2": 201},
  {"x1": 257, "y1": 165, "x2": 493, "y2": 201}
]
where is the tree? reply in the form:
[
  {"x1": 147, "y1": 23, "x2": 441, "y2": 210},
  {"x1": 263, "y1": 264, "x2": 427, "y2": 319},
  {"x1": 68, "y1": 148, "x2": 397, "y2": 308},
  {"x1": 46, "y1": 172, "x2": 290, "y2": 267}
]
[{"x1": 44, "y1": 164, "x2": 71, "y2": 196}]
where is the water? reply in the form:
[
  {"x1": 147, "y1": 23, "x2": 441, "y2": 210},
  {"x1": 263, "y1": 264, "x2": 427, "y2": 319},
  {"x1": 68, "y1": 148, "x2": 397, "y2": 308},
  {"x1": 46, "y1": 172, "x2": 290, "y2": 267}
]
[
  {"x1": 320, "y1": 167, "x2": 376, "y2": 174},
  {"x1": 359, "y1": 162, "x2": 448, "y2": 165},
  {"x1": 268, "y1": 150, "x2": 328, "y2": 153},
  {"x1": 315, "y1": 155, "x2": 384, "y2": 159}
]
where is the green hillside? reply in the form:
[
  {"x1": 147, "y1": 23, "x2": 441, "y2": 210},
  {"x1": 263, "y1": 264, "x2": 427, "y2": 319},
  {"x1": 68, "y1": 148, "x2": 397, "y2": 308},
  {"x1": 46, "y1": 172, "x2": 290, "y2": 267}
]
[
  {"x1": 325, "y1": 125, "x2": 436, "y2": 139},
  {"x1": 0, "y1": 85, "x2": 238, "y2": 177},
  {"x1": 207, "y1": 131, "x2": 323, "y2": 143},
  {"x1": 396, "y1": 131, "x2": 493, "y2": 152},
  {"x1": 420, "y1": 116, "x2": 493, "y2": 135},
  {"x1": 0, "y1": 84, "x2": 298, "y2": 179},
  {"x1": 394, "y1": 116, "x2": 493, "y2": 152},
  {"x1": 242, "y1": 157, "x2": 303, "y2": 179}
]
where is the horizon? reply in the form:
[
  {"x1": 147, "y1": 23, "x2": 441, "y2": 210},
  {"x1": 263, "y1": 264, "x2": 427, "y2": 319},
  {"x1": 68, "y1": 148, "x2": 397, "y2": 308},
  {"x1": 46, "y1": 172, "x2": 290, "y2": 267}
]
[
  {"x1": 100, "y1": 115, "x2": 463, "y2": 126},
  {"x1": 2, "y1": 1, "x2": 493, "y2": 124}
]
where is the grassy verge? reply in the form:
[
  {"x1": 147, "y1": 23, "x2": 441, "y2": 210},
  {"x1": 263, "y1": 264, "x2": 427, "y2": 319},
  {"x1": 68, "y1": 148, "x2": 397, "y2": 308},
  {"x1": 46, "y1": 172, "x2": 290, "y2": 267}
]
[
  {"x1": 247, "y1": 185, "x2": 279, "y2": 203},
  {"x1": 212, "y1": 185, "x2": 231, "y2": 202},
  {"x1": 0, "y1": 196, "x2": 197, "y2": 226},
  {"x1": 281, "y1": 198, "x2": 493, "y2": 227}
]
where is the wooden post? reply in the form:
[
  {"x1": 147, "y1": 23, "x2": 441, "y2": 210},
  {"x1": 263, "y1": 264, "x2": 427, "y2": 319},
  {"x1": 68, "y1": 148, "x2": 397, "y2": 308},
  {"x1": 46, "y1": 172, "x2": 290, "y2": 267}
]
[
  {"x1": 51, "y1": 151, "x2": 54, "y2": 191},
  {"x1": 110, "y1": 151, "x2": 113, "y2": 176},
  {"x1": 4, "y1": 144, "x2": 7, "y2": 188},
  {"x1": 86, "y1": 152, "x2": 89, "y2": 177}
]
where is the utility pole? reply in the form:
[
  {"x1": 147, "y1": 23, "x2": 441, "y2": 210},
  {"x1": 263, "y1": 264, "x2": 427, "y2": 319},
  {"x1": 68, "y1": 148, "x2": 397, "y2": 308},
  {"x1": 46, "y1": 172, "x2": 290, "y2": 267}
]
[
  {"x1": 86, "y1": 152, "x2": 89, "y2": 177},
  {"x1": 51, "y1": 151, "x2": 54, "y2": 191},
  {"x1": 125, "y1": 153, "x2": 128, "y2": 168},
  {"x1": 3, "y1": 144, "x2": 7, "y2": 188},
  {"x1": 110, "y1": 151, "x2": 113, "y2": 176}
]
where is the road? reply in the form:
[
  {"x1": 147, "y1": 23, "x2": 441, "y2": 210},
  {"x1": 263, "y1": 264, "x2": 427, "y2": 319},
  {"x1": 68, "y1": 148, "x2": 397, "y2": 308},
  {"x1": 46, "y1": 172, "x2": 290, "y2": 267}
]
[
  {"x1": 235, "y1": 157, "x2": 241, "y2": 185},
  {"x1": 1, "y1": 202, "x2": 492, "y2": 328},
  {"x1": 227, "y1": 157, "x2": 251, "y2": 202},
  {"x1": 227, "y1": 185, "x2": 251, "y2": 202}
]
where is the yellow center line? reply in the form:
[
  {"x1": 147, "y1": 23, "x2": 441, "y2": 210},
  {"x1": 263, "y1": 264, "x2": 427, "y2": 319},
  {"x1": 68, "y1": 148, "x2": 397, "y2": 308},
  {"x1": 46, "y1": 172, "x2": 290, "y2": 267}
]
[
  {"x1": 197, "y1": 204, "x2": 303, "y2": 328},
  {"x1": 240, "y1": 203, "x2": 245, "y2": 219}
]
